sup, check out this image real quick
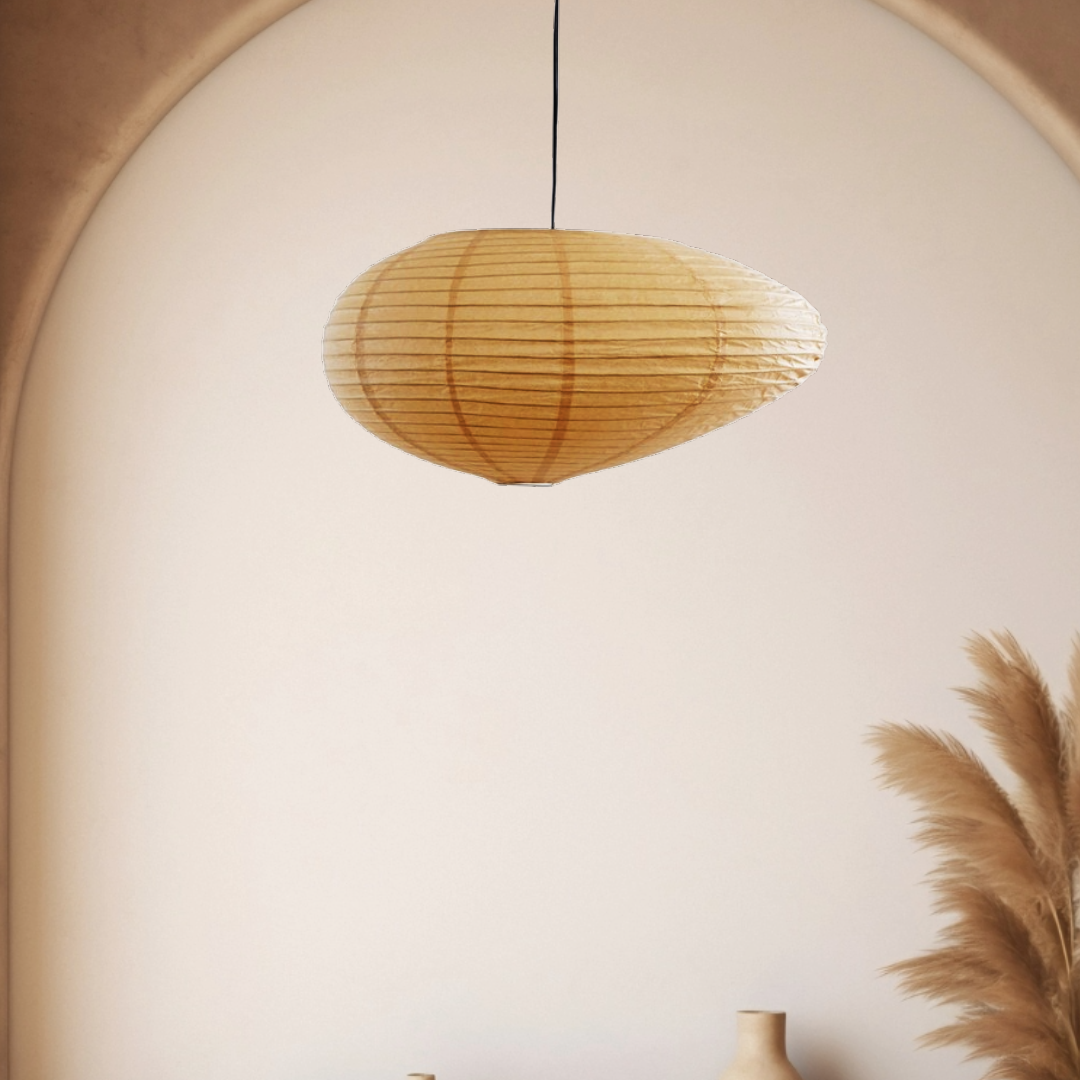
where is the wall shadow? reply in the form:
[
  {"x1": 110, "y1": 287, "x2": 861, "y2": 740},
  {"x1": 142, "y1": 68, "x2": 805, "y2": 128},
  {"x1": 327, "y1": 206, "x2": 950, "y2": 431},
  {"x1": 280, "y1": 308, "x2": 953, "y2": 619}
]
[{"x1": 792, "y1": 1034, "x2": 862, "y2": 1080}]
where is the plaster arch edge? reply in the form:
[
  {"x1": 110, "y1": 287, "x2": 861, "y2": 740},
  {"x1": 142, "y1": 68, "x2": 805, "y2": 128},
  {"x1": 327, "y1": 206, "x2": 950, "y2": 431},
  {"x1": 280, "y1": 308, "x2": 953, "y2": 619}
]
[
  {"x1": 0, "y1": 0, "x2": 315, "y2": 466},
  {"x1": 872, "y1": 0, "x2": 1080, "y2": 180}
]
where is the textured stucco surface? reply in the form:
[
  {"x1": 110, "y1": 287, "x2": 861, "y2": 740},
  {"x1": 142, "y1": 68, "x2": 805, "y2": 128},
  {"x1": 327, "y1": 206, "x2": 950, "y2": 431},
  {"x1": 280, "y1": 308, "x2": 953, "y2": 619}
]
[{"x1": 1, "y1": 0, "x2": 1079, "y2": 1073}]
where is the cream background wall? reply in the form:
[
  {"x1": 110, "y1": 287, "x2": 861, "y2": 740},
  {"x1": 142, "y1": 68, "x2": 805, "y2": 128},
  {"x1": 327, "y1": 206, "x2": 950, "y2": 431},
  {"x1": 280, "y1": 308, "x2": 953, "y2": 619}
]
[{"x1": 9, "y1": 0, "x2": 1080, "y2": 1076}]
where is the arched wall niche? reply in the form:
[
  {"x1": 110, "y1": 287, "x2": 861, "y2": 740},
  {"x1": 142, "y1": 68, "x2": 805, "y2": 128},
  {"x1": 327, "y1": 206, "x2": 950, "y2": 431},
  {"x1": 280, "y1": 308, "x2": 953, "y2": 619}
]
[{"x1": 0, "y1": 0, "x2": 1079, "y2": 1074}]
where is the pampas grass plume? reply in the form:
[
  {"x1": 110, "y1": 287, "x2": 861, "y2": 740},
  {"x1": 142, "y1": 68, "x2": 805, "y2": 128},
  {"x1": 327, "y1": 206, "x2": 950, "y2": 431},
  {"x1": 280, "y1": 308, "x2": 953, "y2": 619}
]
[{"x1": 870, "y1": 632, "x2": 1080, "y2": 1079}]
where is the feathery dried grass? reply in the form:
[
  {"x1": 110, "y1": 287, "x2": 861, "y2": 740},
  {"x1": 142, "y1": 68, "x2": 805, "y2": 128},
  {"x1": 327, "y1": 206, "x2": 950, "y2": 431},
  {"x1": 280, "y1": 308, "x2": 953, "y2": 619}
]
[{"x1": 870, "y1": 632, "x2": 1080, "y2": 1080}]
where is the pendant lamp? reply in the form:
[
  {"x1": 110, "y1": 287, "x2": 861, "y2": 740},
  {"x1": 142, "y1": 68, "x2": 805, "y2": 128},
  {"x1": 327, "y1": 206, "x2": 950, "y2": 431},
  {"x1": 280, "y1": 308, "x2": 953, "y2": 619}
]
[{"x1": 323, "y1": 4, "x2": 826, "y2": 486}]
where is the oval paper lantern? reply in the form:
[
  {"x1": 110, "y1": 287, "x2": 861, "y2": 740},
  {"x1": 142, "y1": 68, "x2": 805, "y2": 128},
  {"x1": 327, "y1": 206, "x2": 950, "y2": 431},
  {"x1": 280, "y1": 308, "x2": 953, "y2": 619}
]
[{"x1": 324, "y1": 229, "x2": 825, "y2": 485}]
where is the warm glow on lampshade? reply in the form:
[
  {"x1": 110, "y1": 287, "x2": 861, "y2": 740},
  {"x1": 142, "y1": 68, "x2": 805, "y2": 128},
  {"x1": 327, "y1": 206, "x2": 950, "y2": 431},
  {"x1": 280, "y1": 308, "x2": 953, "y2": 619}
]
[{"x1": 324, "y1": 229, "x2": 826, "y2": 484}]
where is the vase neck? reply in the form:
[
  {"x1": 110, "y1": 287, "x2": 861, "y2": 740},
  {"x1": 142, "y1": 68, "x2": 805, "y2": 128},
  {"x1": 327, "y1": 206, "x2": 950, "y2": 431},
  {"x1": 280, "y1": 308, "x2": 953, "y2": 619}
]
[{"x1": 734, "y1": 1011, "x2": 788, "y2": 1061}]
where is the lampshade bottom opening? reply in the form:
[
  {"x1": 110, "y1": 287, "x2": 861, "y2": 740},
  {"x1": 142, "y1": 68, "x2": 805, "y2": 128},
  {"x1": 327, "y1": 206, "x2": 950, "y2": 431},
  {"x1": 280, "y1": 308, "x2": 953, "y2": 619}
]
[{"x1": 497, "y1": 482, "x2": 556, "y2": 488}]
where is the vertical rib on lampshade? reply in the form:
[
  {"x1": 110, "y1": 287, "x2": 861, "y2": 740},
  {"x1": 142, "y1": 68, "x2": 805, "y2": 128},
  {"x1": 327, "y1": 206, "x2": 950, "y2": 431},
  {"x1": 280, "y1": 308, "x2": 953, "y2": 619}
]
[{"x1": 324, "y1": 229, "x2": 826, "y2": 484}]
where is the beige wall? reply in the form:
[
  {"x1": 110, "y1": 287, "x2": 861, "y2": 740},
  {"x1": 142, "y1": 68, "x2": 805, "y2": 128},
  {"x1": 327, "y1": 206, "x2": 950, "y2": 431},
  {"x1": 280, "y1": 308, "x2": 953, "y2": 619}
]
[{"x1": 9, "y1": 0, "x2": 1080, "y2": 1077}]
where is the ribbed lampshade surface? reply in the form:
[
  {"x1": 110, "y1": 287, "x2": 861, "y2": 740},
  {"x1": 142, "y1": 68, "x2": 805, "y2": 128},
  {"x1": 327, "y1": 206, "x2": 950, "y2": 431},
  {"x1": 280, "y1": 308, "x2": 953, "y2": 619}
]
[{"x1": 324, "y1": 229, "x2": 826, "y2": 484}]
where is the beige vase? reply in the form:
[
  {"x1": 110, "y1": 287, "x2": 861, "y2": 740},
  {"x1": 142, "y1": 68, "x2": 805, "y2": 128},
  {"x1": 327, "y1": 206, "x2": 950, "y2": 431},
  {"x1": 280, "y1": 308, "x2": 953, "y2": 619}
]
[{"x1": 719, "y1": 1011, "x2": 804, "y2": 1080}]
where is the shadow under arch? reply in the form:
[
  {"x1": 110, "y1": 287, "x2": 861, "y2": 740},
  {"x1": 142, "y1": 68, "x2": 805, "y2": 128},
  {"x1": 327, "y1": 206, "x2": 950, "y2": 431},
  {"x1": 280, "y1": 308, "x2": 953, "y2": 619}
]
[{"x1": 1, "y1": 0, "x2": 1079, "y2": 1073}]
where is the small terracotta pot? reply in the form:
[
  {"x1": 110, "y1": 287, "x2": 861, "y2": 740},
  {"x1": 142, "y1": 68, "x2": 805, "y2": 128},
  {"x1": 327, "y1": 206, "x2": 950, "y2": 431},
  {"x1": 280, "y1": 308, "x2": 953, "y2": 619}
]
[{"x1": 719, "y1": 1011, "x2": 803, "y2": 1079}]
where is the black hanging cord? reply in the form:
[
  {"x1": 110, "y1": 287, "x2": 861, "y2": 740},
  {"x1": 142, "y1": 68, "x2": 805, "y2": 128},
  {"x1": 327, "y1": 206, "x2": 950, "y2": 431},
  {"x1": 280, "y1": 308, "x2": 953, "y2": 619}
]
[{"x1": 551, "y1": 0, "x2": 559, "y2": 229}]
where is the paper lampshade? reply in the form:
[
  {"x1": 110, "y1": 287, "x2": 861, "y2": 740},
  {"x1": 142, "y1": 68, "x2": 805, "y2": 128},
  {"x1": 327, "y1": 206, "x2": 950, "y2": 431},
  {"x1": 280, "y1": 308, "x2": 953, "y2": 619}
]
[{"x1": 324, "y1": 229, "x2": 826, "y2": 484}]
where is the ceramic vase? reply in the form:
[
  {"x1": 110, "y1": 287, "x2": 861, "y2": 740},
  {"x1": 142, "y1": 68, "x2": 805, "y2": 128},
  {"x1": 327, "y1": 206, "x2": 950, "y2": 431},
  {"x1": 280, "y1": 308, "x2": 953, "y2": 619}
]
[{"x1": 719, "y1": 1011, "x2": 803, "y2": 1080}]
